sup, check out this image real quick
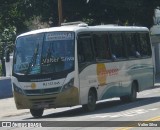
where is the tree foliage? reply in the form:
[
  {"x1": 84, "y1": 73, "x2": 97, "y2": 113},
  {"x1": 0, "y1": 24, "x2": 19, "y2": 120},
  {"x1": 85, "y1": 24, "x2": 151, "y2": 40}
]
[
  {"x1": 1, "y1": 0, "x2": 160, "y2": 34},
  {"x1": 0, "y1": 0, "x2": 160, "y2": 54},
  {"x1": 0, "y1": 0, "x2": 160, "y2": 75}
]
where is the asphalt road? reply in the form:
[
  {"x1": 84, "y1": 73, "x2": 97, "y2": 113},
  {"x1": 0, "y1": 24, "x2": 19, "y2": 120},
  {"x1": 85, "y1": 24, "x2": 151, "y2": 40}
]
[{"x1": 0, "y1": 84, "x2": 160, "y2": 130}]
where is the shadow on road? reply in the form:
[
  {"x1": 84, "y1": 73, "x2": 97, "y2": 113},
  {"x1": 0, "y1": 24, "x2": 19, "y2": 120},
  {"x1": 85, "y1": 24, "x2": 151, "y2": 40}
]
[{"x1": 25, "y1": 95, "x2": 160, "y2": 120}]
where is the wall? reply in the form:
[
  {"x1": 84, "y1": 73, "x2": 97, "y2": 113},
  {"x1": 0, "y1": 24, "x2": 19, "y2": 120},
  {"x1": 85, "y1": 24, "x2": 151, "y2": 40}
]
[{"x1": 0, "y1": 77, "x2": 12, "y2": 99}]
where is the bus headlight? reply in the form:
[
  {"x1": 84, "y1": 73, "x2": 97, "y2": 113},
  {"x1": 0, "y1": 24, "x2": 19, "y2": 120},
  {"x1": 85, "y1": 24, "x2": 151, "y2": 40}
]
[
  {"x1": 61, "y1": 79, "x2": 74, "y2": 92},
  {"x1": 13, "y1": 83, "x2": 25, "y2": 95}
]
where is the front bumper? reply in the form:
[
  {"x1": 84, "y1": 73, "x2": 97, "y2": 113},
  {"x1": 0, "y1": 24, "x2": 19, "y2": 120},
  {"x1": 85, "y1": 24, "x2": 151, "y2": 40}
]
[{"x1": 13, "y1": 87, "x2": 79, "y2": 109}]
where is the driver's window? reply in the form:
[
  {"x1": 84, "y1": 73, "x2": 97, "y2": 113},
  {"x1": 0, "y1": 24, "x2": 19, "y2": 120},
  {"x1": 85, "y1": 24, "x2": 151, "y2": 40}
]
[{"x1": 77, "y1": 35, "x2": 94, "y2": 70}]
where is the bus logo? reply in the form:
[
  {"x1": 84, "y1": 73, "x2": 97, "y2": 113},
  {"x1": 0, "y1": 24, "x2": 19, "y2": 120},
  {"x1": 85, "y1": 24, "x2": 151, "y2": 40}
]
[
  {"x1": 97, "y1": 63, "x2": 107, "y2": 86},
  {"x1": 31, "y1": 83, "x2": 36, "y2": 89},
  {"x1": 97, "y1": 63, "x2": 119, "y2": 86}
]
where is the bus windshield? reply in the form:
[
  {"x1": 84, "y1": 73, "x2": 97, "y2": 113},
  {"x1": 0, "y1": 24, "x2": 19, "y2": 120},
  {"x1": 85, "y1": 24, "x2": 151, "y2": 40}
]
[{"x1": 13, "y1": 32, "x2": 75, "y2": 75}]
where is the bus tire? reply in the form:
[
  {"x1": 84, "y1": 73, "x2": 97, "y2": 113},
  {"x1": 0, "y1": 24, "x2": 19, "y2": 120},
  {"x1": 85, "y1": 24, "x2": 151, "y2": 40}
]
[
  {"x1": 30, "y1": 108, "x2": 44, "y2": 118},
  {"x1": 120, "y1": 82, "x2": 137, "y2": 102},
  {"x1": 129, "y1": 82, "x2": 137, "y2": 102},
  {"x1": 82, "y1": 89, "x2": 96, "y2": 112}
]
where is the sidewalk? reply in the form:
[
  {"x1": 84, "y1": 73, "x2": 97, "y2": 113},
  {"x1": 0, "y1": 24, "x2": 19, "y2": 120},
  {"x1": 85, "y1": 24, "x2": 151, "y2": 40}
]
[{"x1": 0, "y1": 98, "x2": 29, "y2": 118}]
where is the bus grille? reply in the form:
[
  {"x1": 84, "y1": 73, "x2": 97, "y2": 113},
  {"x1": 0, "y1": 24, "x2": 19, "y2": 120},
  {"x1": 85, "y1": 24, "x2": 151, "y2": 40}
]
[
  {"x1": 24, "y1": 87, "x2": 61, "y2": 96},
  {"x1": 30, "y1": 97, "x2": 56, "y2": 108}
]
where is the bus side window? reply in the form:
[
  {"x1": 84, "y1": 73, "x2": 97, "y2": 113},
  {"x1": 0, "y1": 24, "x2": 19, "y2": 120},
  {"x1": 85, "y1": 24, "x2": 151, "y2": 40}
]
[
  {"x1": 138, "y1": 33, "x2": 152, "y2": 57},
  {"x1": 77, "y1": 36, "x2": 94, "y2": 64},
  {"x1": 109, "y1": 33, "x2": 126, "y2": 60},
  {"x1": 93, "y1": 34, "x2": 111, "y2": 61},
  {"x1": 125, "y1": 33, "x2": 141, "y2": 58}
]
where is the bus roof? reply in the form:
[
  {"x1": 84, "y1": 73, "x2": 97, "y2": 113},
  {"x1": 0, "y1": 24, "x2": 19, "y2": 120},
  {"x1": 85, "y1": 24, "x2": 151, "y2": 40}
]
[{"x1": 17, "y1": 24, "x2": 149, "y2": 38}]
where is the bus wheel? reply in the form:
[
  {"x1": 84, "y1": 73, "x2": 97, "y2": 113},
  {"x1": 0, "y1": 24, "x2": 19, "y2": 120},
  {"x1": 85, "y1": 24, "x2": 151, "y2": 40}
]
[
  {"x1": 120, "y1": 82, "x2": 137, "y2": 102},
  {"x1": 30, "y1": 109, "x2": 44, "y2": 118},
  {"x1": 82, "y1": 89, "x2": 96, "y2": 112},
  {"x1": 129, "y1": 82, "x2": 137, "y2": 102}
]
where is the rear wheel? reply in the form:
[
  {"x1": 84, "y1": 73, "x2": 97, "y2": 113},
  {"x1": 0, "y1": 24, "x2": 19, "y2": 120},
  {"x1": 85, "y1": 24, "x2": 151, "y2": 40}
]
[
  {"x1": 82, "y1": 89, "x2": 96, "y2": 112},
  {"x1": 120, "y1": 82, "x2": 137, "y2": 102},
  {"x1": 30, "y1": 109, "x2": 44, "y2": 118},
  {"x1": 129, "y1": 82, "x2": 137, "y2": 101}
]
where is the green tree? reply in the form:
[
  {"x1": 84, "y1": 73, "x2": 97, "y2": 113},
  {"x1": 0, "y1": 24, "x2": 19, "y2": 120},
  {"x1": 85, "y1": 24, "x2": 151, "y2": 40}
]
[
  {"x1": 83, "y1": 0, "x2": 160, "y2": 27},
  {"x1": 0, "y1": 26, "x2": 16, "y2": 76}
]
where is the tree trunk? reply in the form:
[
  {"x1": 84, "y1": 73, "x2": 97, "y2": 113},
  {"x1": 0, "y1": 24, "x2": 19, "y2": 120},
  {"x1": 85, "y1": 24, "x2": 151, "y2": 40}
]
[{"x1": 0, "y1": 57, "x2": 6, "y2": 76}]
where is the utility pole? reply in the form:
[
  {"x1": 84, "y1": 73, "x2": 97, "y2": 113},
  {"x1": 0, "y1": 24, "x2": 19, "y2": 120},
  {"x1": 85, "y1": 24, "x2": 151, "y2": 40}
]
[{"x1": 58, "y1": 0, "x2": 63, "y2": 26}]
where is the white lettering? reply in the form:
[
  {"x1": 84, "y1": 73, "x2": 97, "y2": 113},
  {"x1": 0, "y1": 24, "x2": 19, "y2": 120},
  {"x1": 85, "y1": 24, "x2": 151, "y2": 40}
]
[
  {"x1": 138, "y1": 123, "x2": 148, "y2": 127},
  {"x1": 61, "y1": 57, "x2": 74, "y2": 62},
  {"x1": 43, "y1": 57, "x2": 74, "y2": 64},
  {"x1": 46, "y1": 32, "x2": 74, "y2": 41},
  {"x1": 149, "y1": 123, "x2": 157, "y2": 127},
  {"x1": 28, "y1": 123, "x2": 42, "y2": 127}
]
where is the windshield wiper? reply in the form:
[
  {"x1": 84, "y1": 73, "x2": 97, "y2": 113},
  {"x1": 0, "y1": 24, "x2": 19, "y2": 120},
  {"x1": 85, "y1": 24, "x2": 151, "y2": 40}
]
[{"x1": 26, "y1": 44, "x2": 39, "y2": 75}]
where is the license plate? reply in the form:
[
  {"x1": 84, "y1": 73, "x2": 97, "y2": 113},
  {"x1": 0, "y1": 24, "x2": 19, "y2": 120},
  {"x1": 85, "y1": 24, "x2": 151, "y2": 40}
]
[{"x1": 37, "y1": 102, "x2": 49, "y2": 108}]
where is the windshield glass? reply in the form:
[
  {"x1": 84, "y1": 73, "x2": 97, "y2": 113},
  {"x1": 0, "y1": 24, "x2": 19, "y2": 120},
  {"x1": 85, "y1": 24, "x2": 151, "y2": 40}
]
[{"x1": 13, "y1": 32, "x2": 75, "y2": 75}]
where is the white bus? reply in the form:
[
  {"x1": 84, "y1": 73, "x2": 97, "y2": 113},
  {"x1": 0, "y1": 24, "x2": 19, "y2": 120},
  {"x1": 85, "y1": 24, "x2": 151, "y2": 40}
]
[{"x1": 11, "y1": 22, "x2": 154, "y2": 118}]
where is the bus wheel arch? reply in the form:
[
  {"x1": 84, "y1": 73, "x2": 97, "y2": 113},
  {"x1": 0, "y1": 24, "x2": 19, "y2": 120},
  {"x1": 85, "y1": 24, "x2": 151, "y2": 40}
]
[
  {"x1": 130, "y1": 80, "x2": 138, "y2": 101},
  {"x1": 82, "y1": 87, "x2": 97, "y2": 112},
  {"x1": 133, "y1": 80, "x2": 139, "y2": 92},
  {"x1": 120, "y1": 80, "x2": 138, "y2": 102}
]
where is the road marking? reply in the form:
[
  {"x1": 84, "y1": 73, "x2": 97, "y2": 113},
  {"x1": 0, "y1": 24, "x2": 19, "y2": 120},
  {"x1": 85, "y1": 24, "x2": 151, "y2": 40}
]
[
  {"x1": 91, "y1": 108, "x2": 158, "y2": 119},
  {"x1": 146, "y1": 116, "x2": 160, "y2": 121},
  {"x1": 115, "y1": 116, "x2": 160, "y2": 130},
  {"x1": 141, "y1": 92, "x2": 150, "y2": 96},
  {"x1": 148, "y1": 108, "x2": 159, "y2": 111},
  {"x1": 154, "y1": 83, "x2": 160, "y2": 86}
]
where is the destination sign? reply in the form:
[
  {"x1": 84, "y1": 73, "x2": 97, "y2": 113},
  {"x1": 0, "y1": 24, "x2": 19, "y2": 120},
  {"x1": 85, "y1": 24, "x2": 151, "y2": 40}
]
[{"x1": 45, "y1": 32, "x2": 74, "y2": 41}]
